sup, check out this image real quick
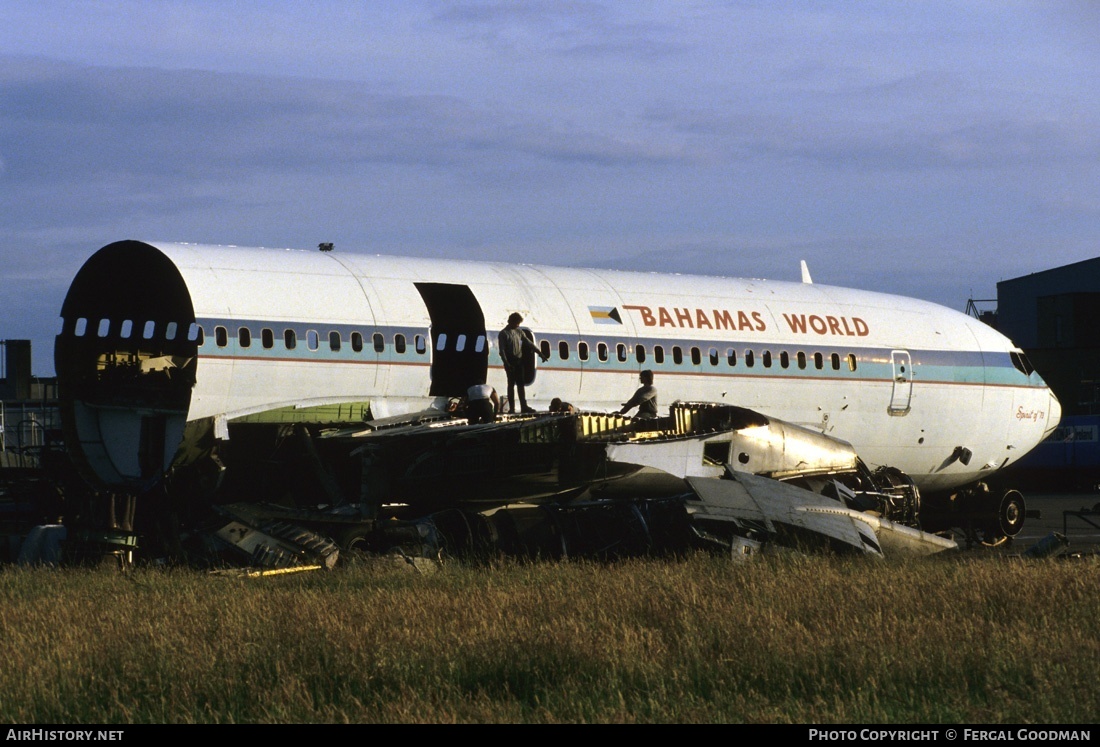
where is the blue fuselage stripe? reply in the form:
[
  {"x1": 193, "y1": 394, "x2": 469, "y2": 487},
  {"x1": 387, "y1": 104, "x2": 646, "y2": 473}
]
[{"x1": 194, "y1": 318, "x2": 1040, "y2": 389}]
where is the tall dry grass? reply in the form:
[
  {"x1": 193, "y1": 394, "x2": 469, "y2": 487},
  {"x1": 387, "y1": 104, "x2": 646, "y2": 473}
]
[{"x1": 0, "y1": 552, "x2": 1096, "y2": 724}]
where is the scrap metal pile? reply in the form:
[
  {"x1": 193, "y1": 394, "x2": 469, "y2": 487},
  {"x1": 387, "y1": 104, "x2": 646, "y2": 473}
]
[{"x1": 168, "y1": 403, "x2": 961, "y2": 570}]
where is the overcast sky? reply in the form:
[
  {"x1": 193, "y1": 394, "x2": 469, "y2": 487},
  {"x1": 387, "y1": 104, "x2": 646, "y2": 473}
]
[{"x1": 2, "y1": 1, "x2": 1097, "y2": 375}]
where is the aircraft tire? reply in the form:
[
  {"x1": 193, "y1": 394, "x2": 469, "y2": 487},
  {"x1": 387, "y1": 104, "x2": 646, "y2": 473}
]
[
  {"x1": 338, "y1": 525, "x2": 374, "y2": 553},
  {"x1": 978, "y1": 489, "x2": 1026, "y2": 547},
  {"x1": 995, "y1": 489, "x2": 1026, "y2": 538}
]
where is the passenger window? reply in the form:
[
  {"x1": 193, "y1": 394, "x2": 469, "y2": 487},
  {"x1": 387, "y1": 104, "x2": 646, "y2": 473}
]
[
  {"x1": 744, "y1": 349, "x2": 755, "y2": 368},
  {"x1": 762, "y1": 351, "x2": 772, "y2": 368},
  {"x1": 263, "y1": 328, "x2": 275, "y2": 349},
  {"x1": 239, "y1": 327, "x2": 252, "y2": 348},
  {"x1": 847, "y1": 354, "x2": 857, "y2": 371},
  {"x1": 187, "y1": 323, "x2": 201, "y2": 342},
  {"x1": 455, "y1": 334, "x2": 466, "y2": 352},
  {"x1": 813, "y1": 352, "x2": 822, "y2": 370},
  {"x1": 74, "y1": 318, "x2": 88, "y2": 337},
  {"x1": 415, "y1": 335, "x2": 426, "y2": 354},
  {"x1": 654, "y1": 345, "x2": 664, "y2": 364},
  {"x1": 709, "y1": 348, "x2": 719, "y2": 366},
  {"x1": 307, "y1": 330, "x2": 320, "y2": 351},
  {"x1": 284, "y1": 329, "x2": 296, "y2": 350},
  {"x1": 726, "y1": 348, "x2": 737, "y2": 367},
  {"x1": 165, "y1": 322, "x2": 177, "y2": 341},
  {"x1": 598, "y1": 343, "x2": 609, "y2": 362},
  {"x1": 635, "y1": 344, "x2": 646, "y2": 364},
  {"x1": 831, "y1": 353, "x2": 840, "y2": 370},
  {"x1": 374, "y1": 333, "x2": 386, "y2": 353},
  {"x1": 97, "y1": 319, "x2": 110, "y2": 338},
  {"x1": 672, "y1": 346, "x2": 683, "y2": 365},
  {"x1": 395, "y1": 334, "x2": 407, "y2": 354},
  {"x1": 215, "y1": 326, "x2": 228, "y2": 347},
  {"x1": 578, "y1": 342, "x2": 589, "y2": 361},
  {"x1": 797, "y1": 352, "x2": 806, "y2": 370},
  {"x1": 541, "y1": 340, "x2": 552, "y2": 360},
  {"x1": 329, "y1": 331, "x2": 341, "y2": 351},
  {"x1": 780, "y1": 351, "x2": 789, "y2": 369},
  {"x1": 615, "y1": 344, "x2": 626, "y2": 362},
  {"x1": 558, "y1": 340, "x2": 569, "y2": 360},
  {"x1": 120, "y1": 320, "x2": 133, "y2": 339},
  {"x1": 475, "y1": 335, "x2": 486, "y2": 353},
  {"x1": 691, "y1": 347, "x2": 701, "y2": 366},
  {"x1": 143, "y1": 321, "x2": 155, "y2": 339}
]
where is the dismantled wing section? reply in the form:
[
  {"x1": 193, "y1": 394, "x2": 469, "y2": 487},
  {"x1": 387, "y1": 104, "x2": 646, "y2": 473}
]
[
  {"x1": 798, "y1": 505, "x2": 958, "y2": 556},
  {"x1": 684, "y1": 472, "x2": 956, "y2": 558},
  {"x1": 688, "y1": 471, "x2": 882, "y2": 557}
]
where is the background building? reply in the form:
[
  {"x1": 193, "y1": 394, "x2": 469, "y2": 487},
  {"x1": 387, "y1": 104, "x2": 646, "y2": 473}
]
[
  {"x1": 0, "y1": 340, "x2": 60, "y2": 460},
  {"x1": 990, "y1": 257, "x2": 1100, "y2": 489}
]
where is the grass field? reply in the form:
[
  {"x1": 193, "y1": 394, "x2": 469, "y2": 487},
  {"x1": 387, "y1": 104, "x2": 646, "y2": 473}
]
[{"x1": 0, "y1": 551, "x2": 1097, "y2": 724}]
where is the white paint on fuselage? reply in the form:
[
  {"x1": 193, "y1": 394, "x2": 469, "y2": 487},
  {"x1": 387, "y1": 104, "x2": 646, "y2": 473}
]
[{"x1": 63, "y1": 241, "x2": 1062, "y2": 494}]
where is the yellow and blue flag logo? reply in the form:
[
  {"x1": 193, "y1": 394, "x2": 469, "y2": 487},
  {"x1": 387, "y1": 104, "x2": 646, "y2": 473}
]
[{"x1": 588, "y1": 306, "x2": 622, "y2": 325}]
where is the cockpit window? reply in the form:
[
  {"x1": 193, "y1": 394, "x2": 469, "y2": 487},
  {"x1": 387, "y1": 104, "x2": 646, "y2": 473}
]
[{"x1": 1011, "y1": 351, "x2": 1035, "y2": 377}]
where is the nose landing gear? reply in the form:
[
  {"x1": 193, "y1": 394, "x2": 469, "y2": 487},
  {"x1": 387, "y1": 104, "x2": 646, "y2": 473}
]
[{"x1": 973, "y1": 487, "x2": 1027, "y2": 548}]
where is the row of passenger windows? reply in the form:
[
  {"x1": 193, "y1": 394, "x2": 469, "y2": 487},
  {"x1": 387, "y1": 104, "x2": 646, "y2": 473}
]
[
  {"x1": 72, "y1": 317, "x2": 202, "y2": 342},
  {"x1": 209, "y1": 325, "x2": 858, "y2": 373},
  {"x1": 72, "y1": 317, "x2": 859, "y2": 373},
  {"x1": 537, "y1": 339, "x2": 857, "y2": 372},
  {"x1": 215, "y1": 325, "x2": 432, "y2": 355}
]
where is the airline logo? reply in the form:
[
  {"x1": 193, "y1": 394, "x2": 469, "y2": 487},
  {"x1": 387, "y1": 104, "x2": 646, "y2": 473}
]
[
  {"x1": 623, "y1": 304, "x2": 766, "y2": 332},
  {"x1": 588, "y1": 306, "x2": 623, "y2": 325},
  {"x1": 620, "y1": 304, "x2": 870, "y2": 336}
]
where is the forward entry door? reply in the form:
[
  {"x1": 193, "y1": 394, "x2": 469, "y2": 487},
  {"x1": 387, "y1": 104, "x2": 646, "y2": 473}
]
[
  {"x1": 889, "y1": 350, "x2": 913, "y2": 415},
  {"x1": 414, "y1": 283, "x2": 488, "y2": 397}
]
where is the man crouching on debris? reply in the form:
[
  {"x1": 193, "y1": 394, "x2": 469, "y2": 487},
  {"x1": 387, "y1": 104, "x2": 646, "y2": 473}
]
[{"x1": 466, "y1": 382, "x2": 500, "y2": 424}]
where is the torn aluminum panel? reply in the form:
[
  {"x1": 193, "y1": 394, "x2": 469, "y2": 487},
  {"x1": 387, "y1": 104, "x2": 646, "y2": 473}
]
[
  {"x1": 685, "y1": 472, "x2": 885, "y2": 557},
  {"x1": 211, "y1": 513, "x2": 340, "y2": 570},
  {"x1": 797, "y1": 505, "x2": 958, "y2": 556},
  {"x1": 684, "y1": 471, "x2": 956, "y2": 557}
]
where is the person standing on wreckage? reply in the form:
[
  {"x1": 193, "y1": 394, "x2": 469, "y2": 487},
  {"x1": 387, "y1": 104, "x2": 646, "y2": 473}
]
[{"x1": 498, "y1": 312, "x2": 549, "y2": 414}]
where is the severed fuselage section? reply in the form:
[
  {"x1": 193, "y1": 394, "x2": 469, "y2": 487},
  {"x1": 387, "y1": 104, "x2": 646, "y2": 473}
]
[{"x1": 55, "y1": 241, "x2": 199, "y2": 490}]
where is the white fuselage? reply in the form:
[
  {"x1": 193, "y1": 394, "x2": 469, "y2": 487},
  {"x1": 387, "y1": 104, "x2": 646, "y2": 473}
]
[{"x1": 55, "y1": 240, "x2": 1061, "y2": 494}]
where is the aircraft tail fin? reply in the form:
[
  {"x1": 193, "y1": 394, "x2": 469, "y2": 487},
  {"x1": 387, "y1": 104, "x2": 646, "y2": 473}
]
[{"x1": 801, "y1": 260, "x2": 813, "y2": 284}]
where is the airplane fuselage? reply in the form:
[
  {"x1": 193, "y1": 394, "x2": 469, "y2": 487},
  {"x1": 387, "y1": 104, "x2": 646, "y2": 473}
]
[{"x1": 55, "y1": 240, "x2": 1061, "y2": 497}]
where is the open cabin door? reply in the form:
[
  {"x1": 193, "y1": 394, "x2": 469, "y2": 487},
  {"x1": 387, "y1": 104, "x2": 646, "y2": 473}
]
[
  {"x1": 889, "y1": 349, "x2": 913, "y2": 415},
  {"x1": 414, "y1": 283, "x2": 489, "y2": 397},
  {"x1": 518, "y1": 326, "x2": 538, "y2": 387}
]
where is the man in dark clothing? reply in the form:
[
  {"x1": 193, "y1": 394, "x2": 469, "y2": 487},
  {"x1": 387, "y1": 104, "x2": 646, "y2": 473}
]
[
  {"x1": 619, "y1": 369, "x2": 658, "y2": 419},
  {"x1": 498, "y1": 312, "x2": 549, "y2": 414}
]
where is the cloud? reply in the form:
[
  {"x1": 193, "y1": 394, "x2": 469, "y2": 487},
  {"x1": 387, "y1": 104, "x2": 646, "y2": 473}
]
[{"x1": 1, "y1": 2, "x2": 1098, "y2": 377}]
